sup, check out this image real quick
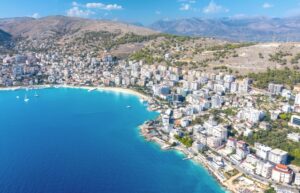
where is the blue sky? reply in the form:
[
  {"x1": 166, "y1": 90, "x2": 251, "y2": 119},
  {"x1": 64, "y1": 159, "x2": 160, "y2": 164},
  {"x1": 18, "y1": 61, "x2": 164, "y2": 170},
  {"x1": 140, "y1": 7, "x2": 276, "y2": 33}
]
[{"x1": 0, "y1": 0, "x2": 300, "y2": 24}]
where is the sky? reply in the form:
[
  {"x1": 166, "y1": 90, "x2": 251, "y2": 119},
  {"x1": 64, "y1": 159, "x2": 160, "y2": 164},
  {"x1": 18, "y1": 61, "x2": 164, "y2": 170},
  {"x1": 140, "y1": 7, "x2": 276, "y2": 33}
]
[{"x1": 1, "y1": 0, "x2": 300, "y2": 24}]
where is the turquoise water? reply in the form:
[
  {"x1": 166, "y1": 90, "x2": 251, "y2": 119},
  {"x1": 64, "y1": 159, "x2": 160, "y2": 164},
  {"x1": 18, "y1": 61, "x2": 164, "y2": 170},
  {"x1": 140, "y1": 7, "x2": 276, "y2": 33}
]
[{"x1": 0, "y1": 88, "x2": 225, "y2": 193}]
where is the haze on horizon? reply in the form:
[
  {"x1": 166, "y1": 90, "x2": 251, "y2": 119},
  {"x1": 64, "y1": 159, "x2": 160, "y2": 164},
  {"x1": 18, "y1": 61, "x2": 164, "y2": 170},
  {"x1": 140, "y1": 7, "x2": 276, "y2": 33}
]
[{"x1": 1, "y1": 0, "x2": 300, "y2": 25}]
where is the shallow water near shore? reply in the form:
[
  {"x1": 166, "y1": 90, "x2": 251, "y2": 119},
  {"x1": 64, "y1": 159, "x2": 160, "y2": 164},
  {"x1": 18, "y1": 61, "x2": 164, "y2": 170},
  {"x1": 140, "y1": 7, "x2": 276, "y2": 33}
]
[{"x1": 0, "y1": 88, "x2": 225, "y2": 193}]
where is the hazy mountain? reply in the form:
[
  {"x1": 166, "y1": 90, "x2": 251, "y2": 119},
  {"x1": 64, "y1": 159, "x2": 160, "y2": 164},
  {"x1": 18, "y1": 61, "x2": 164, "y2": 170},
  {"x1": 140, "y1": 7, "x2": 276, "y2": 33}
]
[{"x1": 150, "y1": 17, "x2": 300, "y2": 42}]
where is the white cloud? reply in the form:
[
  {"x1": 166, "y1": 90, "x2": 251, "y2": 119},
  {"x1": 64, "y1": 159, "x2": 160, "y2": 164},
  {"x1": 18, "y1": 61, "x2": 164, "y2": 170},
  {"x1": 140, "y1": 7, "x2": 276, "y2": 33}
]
[
  {"x1": 262, "y1": 3, "x2": 273, "y2": 9},
  {"x1": 66, "y1": 1, "x2": 122, "y2": 18},
  {"x1": 72, "y1": 1, "x2": 80, "y2": 7},
  {"x1": 67, "y1": 7, "x2": 94, "y2": 17},
  {"x1": 178, "y1": 0, "x2": 196, "y2": 3},
  {"x1": 180, "y1": 3, "x2": 191, "y2": 11},
  {"x1": 203, "y1": 1, "x2": 229, "y2": 14},
  {"x1": 86, "y1": 2, "x2": 123, "y2": 10},
  {"x1": 155, "y1": 10, "x2": 161, "y2": 15},
  {"x1": 31, "y1": 13, "x2": 40, "y2": 19}
]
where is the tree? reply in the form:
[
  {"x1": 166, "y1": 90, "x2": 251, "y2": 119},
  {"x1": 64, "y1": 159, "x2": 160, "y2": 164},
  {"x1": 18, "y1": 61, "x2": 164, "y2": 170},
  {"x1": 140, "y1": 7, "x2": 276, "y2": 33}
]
[{"x1": 264, "y1": 187, "x2": 276, "y2": 193}]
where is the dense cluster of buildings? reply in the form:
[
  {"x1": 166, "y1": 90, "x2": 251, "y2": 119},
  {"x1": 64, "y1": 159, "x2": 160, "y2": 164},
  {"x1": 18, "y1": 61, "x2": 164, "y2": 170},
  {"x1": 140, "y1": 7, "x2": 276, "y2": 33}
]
[
  {"x1": 1, "y1": 52, "x2": 300, "y2": 192},
  {"x1": 0, "y1": 52, "x2": 117, "y2": 87}
]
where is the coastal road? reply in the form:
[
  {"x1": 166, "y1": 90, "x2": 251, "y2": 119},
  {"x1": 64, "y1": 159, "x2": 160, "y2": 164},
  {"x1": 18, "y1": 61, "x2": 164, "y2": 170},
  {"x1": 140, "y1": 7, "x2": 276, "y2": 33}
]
[{"x1": 208, "y1": 147, "x2": 297, "y2": 190}]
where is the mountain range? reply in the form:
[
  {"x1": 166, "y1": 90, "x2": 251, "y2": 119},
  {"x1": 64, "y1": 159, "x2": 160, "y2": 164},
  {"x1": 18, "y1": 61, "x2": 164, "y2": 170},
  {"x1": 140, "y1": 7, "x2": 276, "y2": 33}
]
[
  {"x1": 150, "y1": 17, "x2": 300, "y2": 42},
  {"x1": 0, "y1": 16, "x2": 157, "y2": 55},
  {"x1": 2, "y1": 16, "x2": 300, "y2": 46},
  {"x1": 1, "y1": 16, "x2": 300, "y2": 74},
  {"x1": 2, "y1": 15, "x2": 300, "y2": 56},
  {"x1": 0, "y1": 16, "x2": 155, "y2": 41}
]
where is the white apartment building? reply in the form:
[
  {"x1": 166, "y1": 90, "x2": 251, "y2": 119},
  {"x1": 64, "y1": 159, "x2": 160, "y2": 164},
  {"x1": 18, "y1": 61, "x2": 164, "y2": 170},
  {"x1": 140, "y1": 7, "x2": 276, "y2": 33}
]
[
  {"x1": 256, "y1": 161, "x2": 273, "y2": 178},
  {"x1": 295, "y1": 93, "x2": 300, "y2": 106},
  {"x1": 237, "y1": 108, "x2": 265, "y2": 123},
  {"x1": 287, "y1": 133, "x2": 300, "y2": 142},
  {"x1": 294, "y1": 173, "x2": 300, "y2": 186},
  {"x1": 268, "y1": 149, "x2": 288, "y2": 164},
  {"x1": 207, "y1": 136, "x2": 223, "y2": 148},
  {"x1": 290, "y1": 115, "x2": 300, "y2": 128},
  {"x1": 255, "y1": 143, "x2": 272, "y2": 160}
]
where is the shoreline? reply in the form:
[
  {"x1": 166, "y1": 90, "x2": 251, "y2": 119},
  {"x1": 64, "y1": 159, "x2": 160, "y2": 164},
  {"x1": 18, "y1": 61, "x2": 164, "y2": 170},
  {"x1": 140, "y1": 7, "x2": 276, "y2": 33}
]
[
  {"x1": 96, "y1": 87, "x2": 151, "y2": 100},
  {"x1": 0, "y1": 84, "x2": 231, "y2": 192},
  {"x1": 0, "y1": 85, "x2": 151, "y2": 101},
  {"x1": 140, "y1": 128, "x2": 232, "y2": 193},
  {"x1": 138, "y1": 133, "x2": 229, "y2": 193}
]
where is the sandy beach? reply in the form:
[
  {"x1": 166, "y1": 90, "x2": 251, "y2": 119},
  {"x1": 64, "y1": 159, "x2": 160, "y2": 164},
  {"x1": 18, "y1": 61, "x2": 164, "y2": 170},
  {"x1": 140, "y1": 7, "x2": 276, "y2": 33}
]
[
  {"x1": 59, "y1": 85, "x2": 150, "y2": 100},
  {"x1": 96, "y1": 87, "x2": 150, "y2": 100}
]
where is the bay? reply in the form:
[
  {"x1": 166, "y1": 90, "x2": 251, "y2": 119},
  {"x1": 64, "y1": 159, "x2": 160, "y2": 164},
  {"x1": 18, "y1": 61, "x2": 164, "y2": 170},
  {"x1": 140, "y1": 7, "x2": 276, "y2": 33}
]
[{"x1": 0, "y1": 88, "x2": 225, "y2": 193}]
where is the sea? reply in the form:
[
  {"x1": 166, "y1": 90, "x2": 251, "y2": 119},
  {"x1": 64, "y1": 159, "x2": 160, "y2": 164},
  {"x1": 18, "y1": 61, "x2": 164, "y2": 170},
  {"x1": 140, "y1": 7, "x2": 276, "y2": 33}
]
[{"x1": 0, "y1": 88, "x2": 225, "y2": 193}]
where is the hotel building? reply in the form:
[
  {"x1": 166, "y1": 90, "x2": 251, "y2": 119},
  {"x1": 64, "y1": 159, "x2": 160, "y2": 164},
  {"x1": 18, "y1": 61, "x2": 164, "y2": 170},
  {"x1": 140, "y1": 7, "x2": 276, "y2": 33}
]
[{"x1": 271, "y1": 164, "x2": 294, "y2": 184}]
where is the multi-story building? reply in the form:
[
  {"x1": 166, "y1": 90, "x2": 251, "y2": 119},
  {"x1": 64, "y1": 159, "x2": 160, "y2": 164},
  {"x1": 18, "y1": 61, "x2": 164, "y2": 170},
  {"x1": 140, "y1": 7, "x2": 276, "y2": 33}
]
[
  {"x1": 282, "y1": 104, "x2": 292, "y2": 113},
  {"x1": 204, "y1": 116, "x2": 218, "y2": 131},
  {"x1": 230, "y1": 82, "x2": 239, "y2": 93},
  {"x1": 207, "y1": 136, "x2": 223, "y2": 148},
  {"x1": 237, "y1": 140, "x2": 247, "y2": 149},
  {"x1": 255, "y1": 143, "x2": 272, "y2": 161},
  {"x1": 153, "y1": 85, "x2": 171, "y2": 99},
  {"x1": 226, "y1": 137, "x2": 237, "y2": 153},
  {"x1": 224, "y1": 75, "x2": 235, "y2": 83},
  {"x1": 237, "y1": 108, "x2": 265, "y2": 123},
  {"x1": 211, "y1": 95, "x2": 223, "y2": 108},
  {"x1": 235, "y1": 140, "x2": 249, "y2": 159},
  {"x1": 208, "y1": 126, "x2": 228, "y2": 141},
  {"x1": 236, "y1": 147, "x2": 249, "y2": 160},
  {"x1": 290, "y1": 115, "x2": 300, "y2": 128},
  {"x1": 294, "y1": 93, "x2": 300, "y2": 113},
  {"x1": 190, "y1": 82, "x2": 199, "y2": 91},
  {"x1": 256, "y1": 161, "x2": 273, "y2": 178},
  {"x1": 268, "y1": 83, "x2": 284, "y2": 95},
  {"x1": 294, "y1": 173, "x2": 300, "y2": 186},
  {"x1": 238, "y1": 78, "x2": 250, "y2": 93},
  {"x1": 268, "y1": 149, "x2": 288, "y2": 165},
  {"x1": 271, "y1": 164, "x2": 294, "y2": 184},
  {"x1": 270, "y1": 110, "x2": 280, "y2": 120},
  {"x1": 295, "y1": 93, "x2": 300, "y2": 106},
  {"x1": 192, "y1": 141, "x2": 206, "y2": 153},
  {"x1": 287, "y1": 133, "x2": 300, "y2": 142}
]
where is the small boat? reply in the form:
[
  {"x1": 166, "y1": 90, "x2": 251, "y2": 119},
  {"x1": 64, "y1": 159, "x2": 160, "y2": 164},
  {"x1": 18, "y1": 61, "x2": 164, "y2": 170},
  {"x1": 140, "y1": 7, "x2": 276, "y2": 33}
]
[
  {"x1": 126, "y1": 105, "x2": 132, "y2": 108},
  {"x1": 34, "y1": 91, "x2": 39, "y2": 97},
  {"x1": 88, "y1": 88, "x2": 97, "y2": 92},
  {"x1": 24, "y1": 94, "x2": 29, "y2": 103},
  {"x1": 16, "y1": 96, "x2": 20, "y2": 99},
  {"x1": 140, "y1": 99, "x2": 147, "y2": 103}
]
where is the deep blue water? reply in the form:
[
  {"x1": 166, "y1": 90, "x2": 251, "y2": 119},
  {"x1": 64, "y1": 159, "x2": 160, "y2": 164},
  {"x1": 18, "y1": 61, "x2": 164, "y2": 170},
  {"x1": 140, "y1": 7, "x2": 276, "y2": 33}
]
[{"x1": 0, "y1": 88, "x2": 225, "y2": 193}]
